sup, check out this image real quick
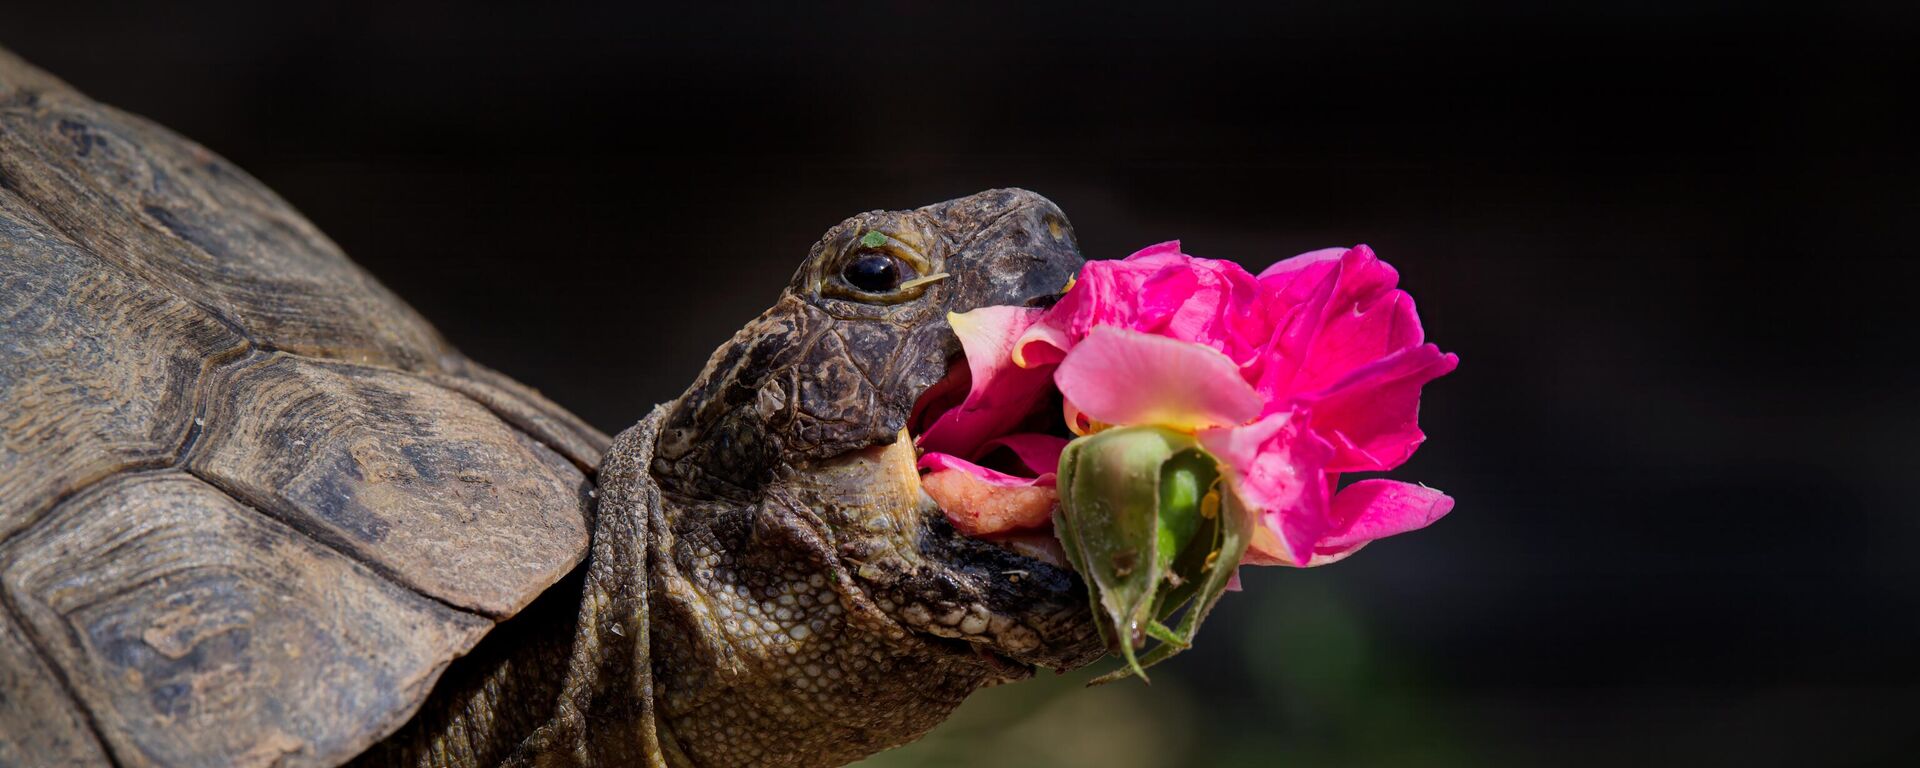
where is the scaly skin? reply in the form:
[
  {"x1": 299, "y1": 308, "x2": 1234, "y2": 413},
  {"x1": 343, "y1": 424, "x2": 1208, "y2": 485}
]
[{"x1": 359, "y1": 190, "x2": 1105, "y2": 767}]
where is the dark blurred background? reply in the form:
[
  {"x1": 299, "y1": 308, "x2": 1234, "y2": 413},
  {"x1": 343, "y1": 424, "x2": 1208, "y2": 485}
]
[{"x1": 5, "y1": 2, "x2": 1916, "y2": 765}]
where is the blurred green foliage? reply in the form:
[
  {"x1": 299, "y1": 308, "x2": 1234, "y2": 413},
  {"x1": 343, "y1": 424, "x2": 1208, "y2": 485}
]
[{"x1": 857, "y1": 572, "x2": 1478, "y2": 767}]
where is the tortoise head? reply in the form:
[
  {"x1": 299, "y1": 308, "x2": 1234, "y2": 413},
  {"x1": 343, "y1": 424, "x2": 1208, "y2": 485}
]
[{"x1": 650, "y1": 188, "x2": 1100, "y2": 672}]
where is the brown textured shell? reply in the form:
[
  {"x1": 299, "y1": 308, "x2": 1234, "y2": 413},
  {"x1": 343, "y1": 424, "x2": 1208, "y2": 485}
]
[{"x1": 0, "y1": 48, "x2": 609, "y2": 767}]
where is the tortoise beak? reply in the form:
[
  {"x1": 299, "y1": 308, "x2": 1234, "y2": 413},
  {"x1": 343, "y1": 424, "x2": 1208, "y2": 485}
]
[{"x1": 924, "y1": 188, "x2": 1084, "y2": 317}]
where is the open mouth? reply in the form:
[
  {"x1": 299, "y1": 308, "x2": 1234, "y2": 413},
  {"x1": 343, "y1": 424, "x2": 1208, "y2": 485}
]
[
  {"x1": 905, "y1": 341, "x2": 1075, "y2": 568},
  {"x1": 803, "y1": 302, "x2": 1106, "y2": 671},
  {"x1": 806, "y1": 409, "x2": 1098, "y2": 670}
]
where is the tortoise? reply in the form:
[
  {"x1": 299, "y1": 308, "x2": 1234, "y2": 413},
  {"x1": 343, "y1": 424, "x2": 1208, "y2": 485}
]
[{"x1": 0, "y1": 47, "x2": 1105, "y2": 767}]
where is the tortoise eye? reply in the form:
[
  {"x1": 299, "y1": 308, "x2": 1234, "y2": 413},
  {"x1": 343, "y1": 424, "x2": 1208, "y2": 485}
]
[
  {"x1": 820, "y1": 227, "x2": 943, "y2": 304},
  {"x1": 842, "y1": 252, "x2": 904, "y2": 292}
]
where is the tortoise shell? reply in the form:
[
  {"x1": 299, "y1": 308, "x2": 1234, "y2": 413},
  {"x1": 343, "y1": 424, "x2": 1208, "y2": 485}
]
[{"x1": 0, "y1": 48, "x2": 608, "y2": 766}]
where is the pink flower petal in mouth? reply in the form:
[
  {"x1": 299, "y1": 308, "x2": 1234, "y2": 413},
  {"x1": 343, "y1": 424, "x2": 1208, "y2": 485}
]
[
  {"x1": 917, "y1": 452, "x2": 1054, "y2": 486},
  {"x1": 910, "y1": 309, "x2": 1072, "y2": 541},
  {"x1": 918, "y1": 452, "x2": 1059, "y2": 537},
  {"x1": 977, "y1": 433, "x2": 1069, "y2": 478},
  {"x1": 916, "y1": 306, "x2": 1058, "y2": 461}
]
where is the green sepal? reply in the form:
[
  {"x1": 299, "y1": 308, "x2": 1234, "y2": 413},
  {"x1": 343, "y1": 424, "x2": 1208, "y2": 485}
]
[
  {"x1": 1143, "y1": 619, "x2": 1188, "y2": 648},
  {"x1": 1055, "y1": 426, "x2": 1250, "y2": 685},
  {"x1": 1087, "y1": 484, "x2": 1255, "y2": 686},
  {"x1": 1055, "y1": 426, "x2": 1186, "y2": 681}
]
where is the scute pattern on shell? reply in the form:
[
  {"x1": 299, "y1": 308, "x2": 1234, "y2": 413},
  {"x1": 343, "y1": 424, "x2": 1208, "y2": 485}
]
[
  {"x1": 0, "y1": 472, "x2": 493, "y2": 767},
  {"x1": 0, "y1": 47, "x2": 610, "y2": 767}
]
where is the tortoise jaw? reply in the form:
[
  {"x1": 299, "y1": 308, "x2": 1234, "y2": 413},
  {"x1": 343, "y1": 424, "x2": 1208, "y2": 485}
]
[
  {"x1": 885, "y1": 502, "x2": 1105, "y2": 671},
  {"x1": 795, "y1": 436, "x2": 1103, "y2": 671}
]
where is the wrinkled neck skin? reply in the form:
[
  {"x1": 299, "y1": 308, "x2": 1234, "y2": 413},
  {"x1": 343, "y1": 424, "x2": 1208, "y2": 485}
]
[{"x1": 642, "y1": 423, "x2": 1037, "y2": 767}]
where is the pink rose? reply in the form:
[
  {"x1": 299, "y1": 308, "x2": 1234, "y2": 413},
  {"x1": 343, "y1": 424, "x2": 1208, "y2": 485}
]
[{"x1": 916, "y1": 242, "x2": 1457, "y2": 567}]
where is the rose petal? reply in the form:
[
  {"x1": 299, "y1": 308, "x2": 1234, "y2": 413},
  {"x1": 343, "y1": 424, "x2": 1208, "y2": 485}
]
[
  {"x1": 1012, "y1": 320, "x2": 1071, "y2": 368},
  {"x1": 907, "y1": 356, "x2": 971, "y2": 436},
  {"x1": 1137, "y1": 262, "x2": 1201, "y2": 333},
  {"x1": 1318, "y1": 479, "x2": 1454, "y2": 551},
  {"x1": 1148, "y1": 259, "x2": 1268, "y2": 365},
  {"x1": 1055, "y1": 327, "x2": 1263, "y2": 431},
  {"x1": 1016, "y1": 259, "x2": 1144, "y2": 363},
  {"x1": 1243, "y1": 526, "x2": 1363, "y2": 567},
  {"x1": 978, "y1": 433, "x2": 1069, "y2": 478},
  {"x1": 917, "y1": 306, "x2": 1058, "y2": 459},
  {"x1": 1251, "y1": 245, "x2": 1434, "y2": 401},
  {"x1": 1303, "y1": 343, "x2": 1459, "y2": 472},
  {"x1": 919, "y1": 453, "x2": 1059, "y2": 536},
  {"x1": 1126, "y1": 240, "x2": 1189, "y2": 264},
  {"x1": 1258, "y1": 246, "x2": 1349, "y2": 279},
  {"x1": 1062, "y1": 397, "x2": 1096, "y2": 436},
  {"x1": 918, "y1": 452, "x2": 1052, "y2": 486},
  {"x1": 1197, "y1": 410, "x2": 1336, "y2": 566},
  {"x1": 1015, "y1": 241, "x2": 1268, "y2": 369},
  {"x1": 1242, "y1": 524, "x2": 1294, "y2": 566}
]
